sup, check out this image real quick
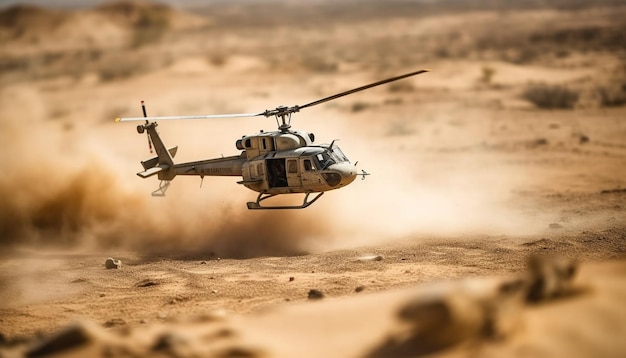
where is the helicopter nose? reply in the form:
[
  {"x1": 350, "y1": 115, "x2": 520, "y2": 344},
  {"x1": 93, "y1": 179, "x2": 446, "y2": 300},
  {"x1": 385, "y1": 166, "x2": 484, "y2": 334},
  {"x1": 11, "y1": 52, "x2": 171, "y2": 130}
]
[{"x1": 330, "y1": 163, "x2": 357, "y2": 186}]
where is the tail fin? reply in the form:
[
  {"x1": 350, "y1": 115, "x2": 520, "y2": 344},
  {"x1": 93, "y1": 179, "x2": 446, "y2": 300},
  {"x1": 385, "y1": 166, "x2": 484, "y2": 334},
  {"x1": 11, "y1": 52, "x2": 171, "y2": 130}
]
[{"x1": 137, "y1": 122, "x2": 176, "y2": 180}]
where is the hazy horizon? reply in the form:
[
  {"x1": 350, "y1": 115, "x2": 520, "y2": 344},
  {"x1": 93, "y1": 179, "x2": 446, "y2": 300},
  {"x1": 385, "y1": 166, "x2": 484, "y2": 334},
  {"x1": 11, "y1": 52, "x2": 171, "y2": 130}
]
[{"x1": 0, "y1": 0, "x2": 297, "y2": 10}]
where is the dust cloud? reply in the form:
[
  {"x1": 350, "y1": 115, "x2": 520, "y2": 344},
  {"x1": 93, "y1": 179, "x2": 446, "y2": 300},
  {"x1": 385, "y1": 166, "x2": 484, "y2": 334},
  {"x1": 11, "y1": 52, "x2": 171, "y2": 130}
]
[
  {"x1": 0, "y1": 66, "x2": 555, "y2": 260},
  {"x1": 296, "y1": 105, "x2": 553, "y2": 250},
  {"x1": 0, "y1": 88, "x2": 330, "y2": 259},
  {"x1": 0, "y1": 84, "x2": 551, "y2": 259},
  {"x1": 0, "y1": 156, "x2": 329, "y2": 258}
]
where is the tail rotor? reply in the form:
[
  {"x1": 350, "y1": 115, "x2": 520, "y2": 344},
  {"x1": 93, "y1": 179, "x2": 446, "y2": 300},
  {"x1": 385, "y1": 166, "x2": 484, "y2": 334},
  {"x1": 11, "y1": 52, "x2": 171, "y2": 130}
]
[{"x1": 137, "y1": 100, "x2": 153, "y2": 153}]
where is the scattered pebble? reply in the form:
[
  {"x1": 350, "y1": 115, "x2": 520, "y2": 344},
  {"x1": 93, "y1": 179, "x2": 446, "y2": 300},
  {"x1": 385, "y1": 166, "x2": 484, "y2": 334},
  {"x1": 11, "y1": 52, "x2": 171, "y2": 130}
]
[
  {"x1": 103, "y1": 318, "x2": 126, "y2": 328},
  {"x1": 308, "y1": 289, "x2": 324, "y2": 300},
  {"x1": 357, "y1": 255, "x2": 384, "y2": 262},
  {"x1": 104, "y1": 257, "x2": 122, "y2": 269},
  {"x1": 200, "y1": 261, "x2": 207, "y2": 265},
  {"x1": 355, "y1": 285, "x2": 366, "y2": 293},
  {"x1": 99, "y1": 293, "x2": 106, "y2": 298},
  {"x1": 579, "y1": 134, "x2": 589, "y2": 144},
  {"x1": 289, "y1": 276, "x2": 295, "y2": 282},
  {"x1": 211, "y1": 290, "x2": 218, "y2": 294},
  {"x1": 135, "y1": 279, "x2": 159, "y2": 288},
  {"x1": 192, "y1": 310, "x2": 227, "y2": 323}
]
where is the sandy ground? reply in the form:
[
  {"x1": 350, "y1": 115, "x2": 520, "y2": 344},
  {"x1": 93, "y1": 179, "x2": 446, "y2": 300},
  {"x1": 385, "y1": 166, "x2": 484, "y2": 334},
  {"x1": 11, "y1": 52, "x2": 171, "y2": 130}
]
[{"x1": 0, "y1": 1, "x2": 625, "y2": 357}]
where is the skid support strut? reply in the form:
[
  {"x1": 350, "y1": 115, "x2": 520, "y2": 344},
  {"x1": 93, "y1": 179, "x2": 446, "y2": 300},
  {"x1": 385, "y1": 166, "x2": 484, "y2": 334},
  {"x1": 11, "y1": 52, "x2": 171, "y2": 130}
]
[{"x1": 151, "y1": 180, "x2": 171, "y2": 197}]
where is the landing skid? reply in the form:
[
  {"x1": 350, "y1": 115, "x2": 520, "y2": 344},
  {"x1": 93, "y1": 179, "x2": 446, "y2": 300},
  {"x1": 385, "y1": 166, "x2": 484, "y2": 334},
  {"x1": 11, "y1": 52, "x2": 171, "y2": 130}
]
[
  {"x1": 151, "y1": 180, "x2": 171, "y2": 197},
  {"x1": 247, "y1": 192, "x2": 324, "y2": 210}
]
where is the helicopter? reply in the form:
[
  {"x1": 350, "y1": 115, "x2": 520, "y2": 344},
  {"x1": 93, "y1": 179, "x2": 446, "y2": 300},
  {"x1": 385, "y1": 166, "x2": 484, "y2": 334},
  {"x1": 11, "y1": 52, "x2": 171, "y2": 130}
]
[{"x1": 116, "y1": 69, "x2": 429, "y2": 210}]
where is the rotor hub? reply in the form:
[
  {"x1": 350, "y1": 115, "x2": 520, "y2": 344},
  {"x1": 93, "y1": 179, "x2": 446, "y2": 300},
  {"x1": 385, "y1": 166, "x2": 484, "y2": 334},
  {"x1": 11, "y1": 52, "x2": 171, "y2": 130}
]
[{"x1": 268, "y1": 105, "x2": 299, "y2": 132}]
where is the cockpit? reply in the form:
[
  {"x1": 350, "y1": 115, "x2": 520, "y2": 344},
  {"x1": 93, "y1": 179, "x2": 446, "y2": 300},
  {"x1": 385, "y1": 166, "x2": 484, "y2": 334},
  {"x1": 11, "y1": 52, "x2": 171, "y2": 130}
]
[{"x1": 313, "y1": 146, "x2": 350, "y2": 170}]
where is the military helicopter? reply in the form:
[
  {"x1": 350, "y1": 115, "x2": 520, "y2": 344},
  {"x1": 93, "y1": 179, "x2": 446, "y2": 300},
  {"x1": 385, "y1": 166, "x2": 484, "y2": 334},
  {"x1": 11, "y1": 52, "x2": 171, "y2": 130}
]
[{"x1": 116, "y1": 69, "x2": 429, "y2": 210}]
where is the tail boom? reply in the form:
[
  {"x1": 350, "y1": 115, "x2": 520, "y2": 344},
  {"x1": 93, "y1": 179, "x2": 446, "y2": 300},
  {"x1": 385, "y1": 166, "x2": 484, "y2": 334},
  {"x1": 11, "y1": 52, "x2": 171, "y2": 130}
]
[{"x1": 173, "y1": 155, "x2": 246, "y2": 177}]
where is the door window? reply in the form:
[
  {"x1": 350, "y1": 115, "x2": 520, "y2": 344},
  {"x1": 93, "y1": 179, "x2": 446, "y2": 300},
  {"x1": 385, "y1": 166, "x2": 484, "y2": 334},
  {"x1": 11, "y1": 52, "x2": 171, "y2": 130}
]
[{"x1": 288, "y1": 160, "x2": 298, "y2": 173}]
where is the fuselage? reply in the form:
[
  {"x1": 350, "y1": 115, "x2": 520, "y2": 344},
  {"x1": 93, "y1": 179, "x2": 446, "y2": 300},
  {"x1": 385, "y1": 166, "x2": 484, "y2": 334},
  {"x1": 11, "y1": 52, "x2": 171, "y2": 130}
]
[
  {"x1": 169, "y1": 129, "x2": 357, "y2": 194},
  {"x1": 241, "y1": 145, "x2": 357, "y2": 194}
]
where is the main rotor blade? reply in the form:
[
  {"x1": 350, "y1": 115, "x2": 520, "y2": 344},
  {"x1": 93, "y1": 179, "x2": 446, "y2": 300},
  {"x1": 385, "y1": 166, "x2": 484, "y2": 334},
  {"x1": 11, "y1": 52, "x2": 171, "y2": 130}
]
[
  {"x1": 115, "y1": 112, "x2": 265, "y2": 122},
  {"x1": 298, "y1": 69, "x2": 429, "y2": 110}
]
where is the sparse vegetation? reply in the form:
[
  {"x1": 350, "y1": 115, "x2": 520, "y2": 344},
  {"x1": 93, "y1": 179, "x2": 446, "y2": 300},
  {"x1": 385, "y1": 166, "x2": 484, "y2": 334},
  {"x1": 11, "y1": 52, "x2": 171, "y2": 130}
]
[
  {"x1": 208, "y1": 53, "x2": 228, "y2": 67},
  {"x1": 480, "y1": 65, "x2": 496, "y2": 85},
  {"x1": 98, "y1": 61, "x2": 138, "y2": 82},
  {"x1": 596, "y1": 86, "x2": 626, "y2": 107},
  {"x1": 388, "y1": 81, "x2": 415, "y2": 93},
  {"x1": 523, "y1": 84, "x2": 580, "y2": 109},
  {"x1": 301, "y1": 57, "x2": 338, "y2": 73},
  {"x1": 527, "y1": 138, "x2": 549, "y2": 148},
  {"x1": 351, "y1": 101, "x2": 372, "y2": 113},
  {"x1": 131, "y1": 7, "x2": 170, "y2": 48}
]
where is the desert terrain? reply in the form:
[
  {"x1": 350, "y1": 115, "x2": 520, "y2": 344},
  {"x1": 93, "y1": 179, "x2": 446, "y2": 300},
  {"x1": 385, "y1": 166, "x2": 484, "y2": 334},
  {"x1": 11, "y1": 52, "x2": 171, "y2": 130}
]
[{"x1": 0, "y1": 0, "x2": 625, "y2": 357}]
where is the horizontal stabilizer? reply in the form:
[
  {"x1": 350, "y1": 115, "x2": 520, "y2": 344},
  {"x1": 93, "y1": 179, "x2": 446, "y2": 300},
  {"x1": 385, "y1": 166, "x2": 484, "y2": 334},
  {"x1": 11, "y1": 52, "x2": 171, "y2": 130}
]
[
  {"x1": 137, "y1": 164, "x2": 169, "y2": 178},
  {"x1": 168, "y1": 146, "x2": 178, "y2": 158},
  {"x1": 141, "y1": 146, "x2": 178, "y2": 171}
]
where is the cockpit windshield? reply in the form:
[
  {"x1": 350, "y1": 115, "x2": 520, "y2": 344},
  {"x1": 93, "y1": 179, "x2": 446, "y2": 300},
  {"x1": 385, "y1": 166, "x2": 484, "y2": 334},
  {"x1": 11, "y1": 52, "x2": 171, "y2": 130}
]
[
  {"x1": 312, "y1": 146, "x2": 350, "y2": 170},
  {"x1": 315, "y1": 152, "x2": 335, "y2": 170},
  {"x1": 331, "y1": 146, "x2": 349, "y2": 163}
]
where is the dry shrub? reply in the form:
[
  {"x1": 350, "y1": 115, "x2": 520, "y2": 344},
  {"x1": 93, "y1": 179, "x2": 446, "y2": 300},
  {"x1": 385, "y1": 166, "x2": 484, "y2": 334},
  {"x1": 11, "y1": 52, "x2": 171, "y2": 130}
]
[
  {"x1": 301, "y1": 56, "x2": 338, "y2": 73},
  {"x1": 388, "y1": 81, "x2": 415, "y2": 93},
  {"x1": 523, "y1": 84, "x2": 579, "y2": 109},
  {"x1": 596, "y1": 86, "x2": 626, "y2": 107},
  {"x1": 98, "y1": 62, "x2": 137, "y2": 82},
  {"x1": 480, "y1": 65, "x2": 496, "y2": 85},
  {"x1": 208, "y1": 53, "x2": 228, "y2": 67},
  {"x1": 131, "y1": 7, "x2": 170, "y2": 48},
  {"x1": 351, "y1": 101, "x2": 372, "y2": 113}
]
